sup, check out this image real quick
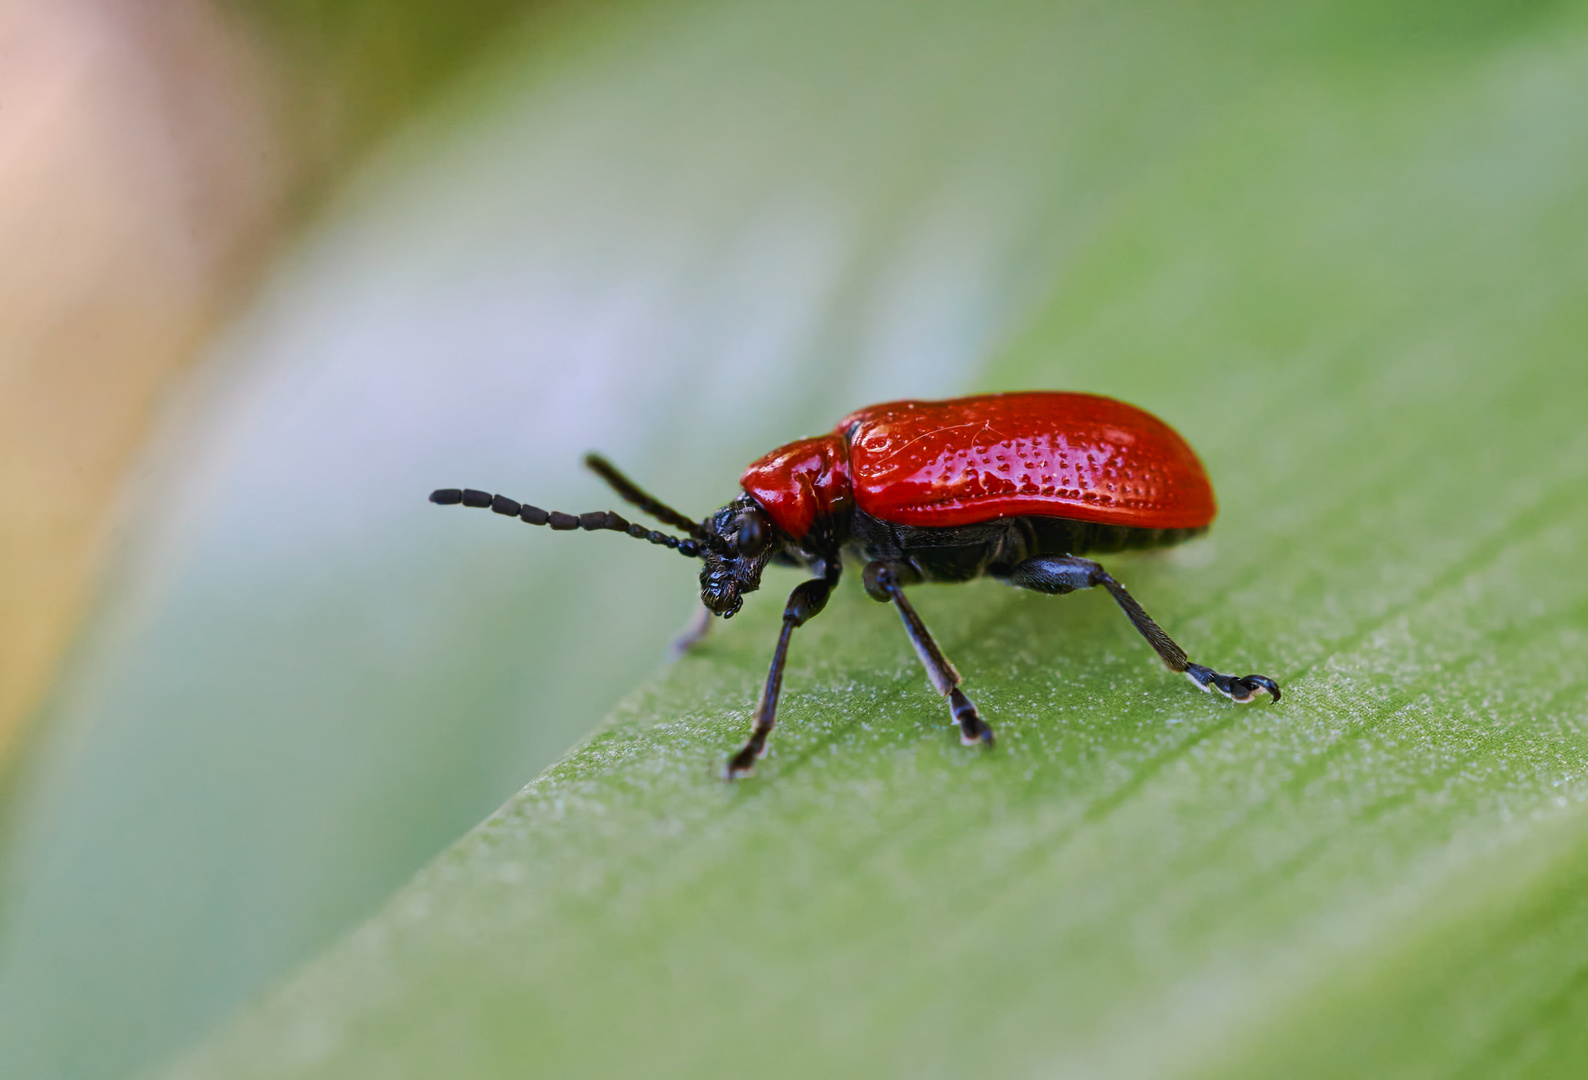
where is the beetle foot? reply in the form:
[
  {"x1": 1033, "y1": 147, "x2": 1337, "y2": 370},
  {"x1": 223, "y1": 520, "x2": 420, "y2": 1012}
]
[
  {"x1": 723, "y1": 744, "x2": 759, "y2": 780},
  {"x1": 950, "y1": 687, "x2": 995, "y2": 747},
  {"x1": 724, "y1": 733, "x2": 770, "y2": 780},
  {"x1": 1184, "y1": 664, "x2": 1281, "y2": 703}
]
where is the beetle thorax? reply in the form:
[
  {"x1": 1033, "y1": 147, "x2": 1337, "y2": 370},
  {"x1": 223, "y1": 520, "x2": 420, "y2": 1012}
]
[{"x1": 738, "y1": 433, "x2": 852, "y2": 542}]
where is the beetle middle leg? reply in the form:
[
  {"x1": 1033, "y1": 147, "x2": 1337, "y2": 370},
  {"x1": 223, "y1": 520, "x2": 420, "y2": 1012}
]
[
  {"x1": 725, "y1": 564, "x2": 841, "y2": 779},
  {"x1": 1006, "y1": 555, "x2": 1281, "y2": 703},
  {"x1": 863, "y1": 560, "x2": 994, "y2": 747}
]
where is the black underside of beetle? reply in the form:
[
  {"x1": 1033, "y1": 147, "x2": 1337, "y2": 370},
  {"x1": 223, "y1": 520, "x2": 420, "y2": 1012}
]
[{"x1": 789, "y1": 508, "x2": 1205, "y2": 583}]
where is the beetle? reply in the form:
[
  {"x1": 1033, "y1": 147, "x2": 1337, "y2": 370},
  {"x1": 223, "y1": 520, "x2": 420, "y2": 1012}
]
[{"x1": 431, "y1": 391, "x2": 1279, "y2": 779}]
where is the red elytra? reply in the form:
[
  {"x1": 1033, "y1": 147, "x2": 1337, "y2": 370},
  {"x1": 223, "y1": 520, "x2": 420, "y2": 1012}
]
[
  {"x1": 432, "y1": 389, "x2": 1278, "y2": 780},
  {"x1": 740, "y1": 391, "x2": 1216, "y2": 539}
]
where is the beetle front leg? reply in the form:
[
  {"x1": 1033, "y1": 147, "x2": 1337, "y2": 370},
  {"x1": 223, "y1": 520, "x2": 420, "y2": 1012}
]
[
  {"x1": 1006, "y1": 555, "x2": 1281, "y2": 703},
  {"x1": 863, "y1": 561, "x2": 994, "y2": 747},
  {"x1": 725, "y1": 567, "x2": 840, "y2": 779}
]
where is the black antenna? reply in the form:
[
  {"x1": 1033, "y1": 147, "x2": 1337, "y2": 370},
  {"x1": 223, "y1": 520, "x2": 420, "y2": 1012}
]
[
  {"x1": 429, "y1": 488, "x2": 706, "y2": 559},
  {"x1": 582, "y1": 453, "x2": 708, "y2": 541}
]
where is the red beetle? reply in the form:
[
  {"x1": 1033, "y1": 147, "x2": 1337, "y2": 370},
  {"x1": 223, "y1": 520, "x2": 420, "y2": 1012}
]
[{"x1": 432, "y1": 391, "x2": 1279, "y2": 778}]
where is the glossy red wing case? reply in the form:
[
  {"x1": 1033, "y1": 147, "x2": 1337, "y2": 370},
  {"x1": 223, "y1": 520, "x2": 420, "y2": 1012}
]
[{"x1": 839, "y1": 392, "x2": 1216, "y2": 530}]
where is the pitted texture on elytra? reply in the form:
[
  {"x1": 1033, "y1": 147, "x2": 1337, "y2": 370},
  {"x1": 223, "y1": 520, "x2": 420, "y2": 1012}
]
[{"x1": 840, "y1": 392, "x2": 1217, "y2": 530}]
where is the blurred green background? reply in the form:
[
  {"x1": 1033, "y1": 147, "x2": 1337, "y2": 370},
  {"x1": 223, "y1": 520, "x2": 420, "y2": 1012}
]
[{"x1": 2, "y1": 0, "x2": 1587, "y2": 1078}]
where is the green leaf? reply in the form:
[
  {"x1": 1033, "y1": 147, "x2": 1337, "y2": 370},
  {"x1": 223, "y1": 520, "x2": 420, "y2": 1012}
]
[
  {"x1": 168, "y1": 3, "x2": 1588, "y2": 1077},
  {"x1": 13, "y1": 1, "x2": 1588, "y2": 1078}
]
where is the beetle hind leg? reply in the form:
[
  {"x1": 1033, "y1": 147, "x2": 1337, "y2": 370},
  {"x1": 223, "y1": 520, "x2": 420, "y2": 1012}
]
[
  {"x1": 1007, "y1": 554, "x2": 1281, "y2": 704},
  {"x1": 864, "y1": 561, "x2": 994, "y2": 747}
]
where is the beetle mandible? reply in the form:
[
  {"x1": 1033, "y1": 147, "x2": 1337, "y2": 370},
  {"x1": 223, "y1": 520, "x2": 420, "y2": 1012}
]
[{"x1": 431, "y1": 391, "x2": 1280, "y2": 779}]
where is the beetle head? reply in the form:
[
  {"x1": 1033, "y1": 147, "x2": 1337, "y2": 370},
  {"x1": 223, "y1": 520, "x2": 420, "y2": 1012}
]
[{"x1": 698, "y1": 495, "x2": 777, "y2": 617}]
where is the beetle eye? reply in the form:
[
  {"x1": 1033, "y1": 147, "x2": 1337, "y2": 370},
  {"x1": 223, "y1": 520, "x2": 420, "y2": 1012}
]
[{"x1": 736, "y1": 515, "x2": 767, "y2": 554}]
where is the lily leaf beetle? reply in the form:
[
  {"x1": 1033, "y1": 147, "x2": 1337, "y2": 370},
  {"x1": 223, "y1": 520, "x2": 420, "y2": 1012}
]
[{"x1": 432, "y1": 391, "x2": 1280, "y2": 779}]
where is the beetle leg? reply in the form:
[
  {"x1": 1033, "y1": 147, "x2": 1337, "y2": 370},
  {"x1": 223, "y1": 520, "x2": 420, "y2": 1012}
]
[
  {"x1": 1006, "y1": 555, "x2": 1281, "y2": 703},
  {"x1": 725, "y1": 565, "x2": 840, "y2": 779},
  {"x1": 862, "y1": 561, "x2": 994, "y2": 748},
  {"x1": 669, "y1": 602, "x2": 714, "y2": 658}
]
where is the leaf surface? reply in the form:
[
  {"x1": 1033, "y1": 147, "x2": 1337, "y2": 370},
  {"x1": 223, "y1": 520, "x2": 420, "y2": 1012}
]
[{"x1": 161, "y1": 3, "x2": 1588, "y2": 1077}]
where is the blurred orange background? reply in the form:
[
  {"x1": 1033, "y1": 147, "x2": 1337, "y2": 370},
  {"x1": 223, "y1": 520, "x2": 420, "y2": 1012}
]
[{"x1": 0, "y1": 0, "x2": 531, "y2": 761}]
